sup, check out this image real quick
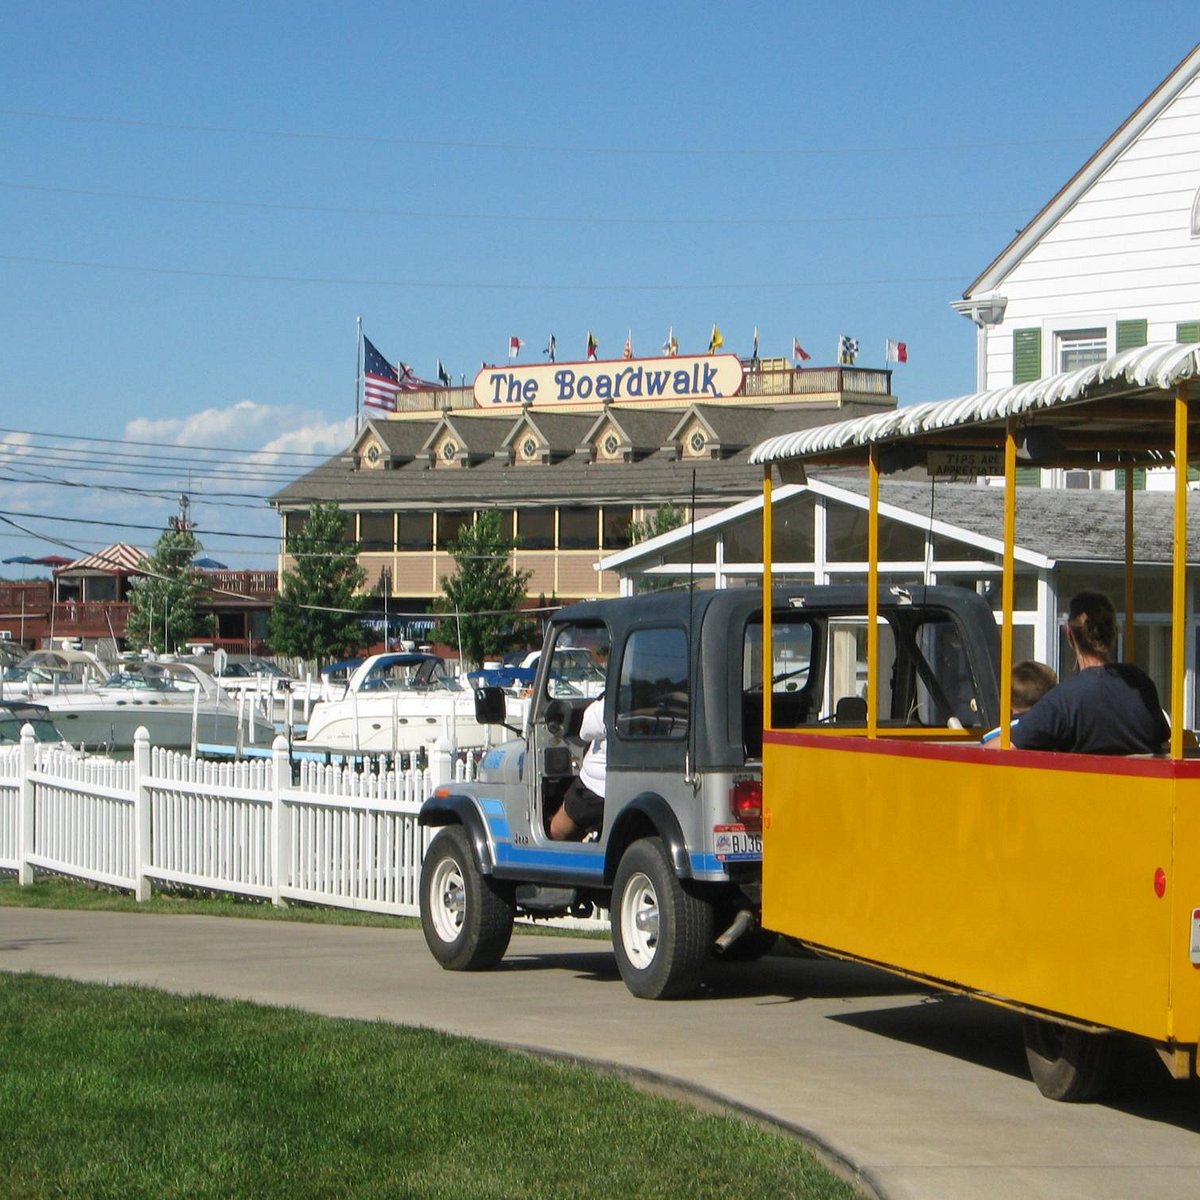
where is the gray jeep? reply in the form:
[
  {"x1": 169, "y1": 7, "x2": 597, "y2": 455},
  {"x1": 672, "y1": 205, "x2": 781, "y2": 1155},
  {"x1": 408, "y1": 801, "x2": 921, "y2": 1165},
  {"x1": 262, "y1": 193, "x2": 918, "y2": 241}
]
[{"x1": 417, "y1": 584, "x2": 999, "y2": 999}]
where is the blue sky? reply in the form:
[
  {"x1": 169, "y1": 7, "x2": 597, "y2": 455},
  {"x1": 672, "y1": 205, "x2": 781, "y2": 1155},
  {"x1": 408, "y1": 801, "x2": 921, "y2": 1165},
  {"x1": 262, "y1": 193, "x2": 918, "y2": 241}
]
[{"x1": 1, "y1": 3, "x2": 1197, "y2": 570}]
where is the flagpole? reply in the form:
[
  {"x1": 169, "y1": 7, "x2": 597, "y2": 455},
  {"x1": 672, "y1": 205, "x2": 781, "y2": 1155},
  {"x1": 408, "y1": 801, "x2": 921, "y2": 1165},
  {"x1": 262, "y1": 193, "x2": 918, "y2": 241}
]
[{"x1": 354, "y1": 316, "x2": 363, "y2": 433}]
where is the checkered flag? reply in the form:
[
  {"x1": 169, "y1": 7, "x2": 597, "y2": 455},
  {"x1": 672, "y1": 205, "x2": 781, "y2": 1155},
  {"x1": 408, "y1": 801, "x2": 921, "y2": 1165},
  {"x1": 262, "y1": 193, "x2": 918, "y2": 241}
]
[{"x1": 838, "y1": 335, "x2": 859, "y2": 365}]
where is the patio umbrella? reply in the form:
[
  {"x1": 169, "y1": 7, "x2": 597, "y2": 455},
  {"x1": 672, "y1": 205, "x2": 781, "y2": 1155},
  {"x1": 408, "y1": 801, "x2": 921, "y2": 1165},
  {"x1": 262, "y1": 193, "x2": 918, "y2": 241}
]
[
  {"x1": 33, "y1": 555, "x2": 72, "y2": 567},
  {"x1": 1, "y1": 555, "x2": 35, "y2": 564},
  {"x1": 194, "y1": 557, "x2": 228, "y2": 569}
]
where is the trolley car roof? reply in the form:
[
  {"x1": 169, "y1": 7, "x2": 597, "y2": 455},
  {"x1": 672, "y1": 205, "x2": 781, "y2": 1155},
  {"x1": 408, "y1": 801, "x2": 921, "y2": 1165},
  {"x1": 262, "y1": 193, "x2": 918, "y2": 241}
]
[{"x1": 748, "y1": 343, "x2": 1200, "y2": 470}]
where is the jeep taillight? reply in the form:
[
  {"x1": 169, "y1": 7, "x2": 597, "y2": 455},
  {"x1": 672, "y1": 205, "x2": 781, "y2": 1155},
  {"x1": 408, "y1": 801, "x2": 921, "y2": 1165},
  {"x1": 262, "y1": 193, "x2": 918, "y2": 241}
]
[{"x1": 730, "y1": 779, "x2": 763, "y2": 829}]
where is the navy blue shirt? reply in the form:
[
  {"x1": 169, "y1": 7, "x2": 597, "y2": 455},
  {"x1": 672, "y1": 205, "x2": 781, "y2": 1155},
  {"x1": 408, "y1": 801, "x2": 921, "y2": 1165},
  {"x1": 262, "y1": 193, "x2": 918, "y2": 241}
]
[{"x1": 1010, "y1": 663, "x2": 1169, "y2": 755}]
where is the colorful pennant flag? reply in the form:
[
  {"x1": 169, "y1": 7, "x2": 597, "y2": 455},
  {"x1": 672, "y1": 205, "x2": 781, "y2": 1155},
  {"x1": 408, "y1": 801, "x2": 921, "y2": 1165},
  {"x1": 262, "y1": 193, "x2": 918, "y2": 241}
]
[
  {"x1": 885, "y1": 338, "x2": 909, "y2": 364},
  {"x1": 792, "y1": 338, "x2": 811, "y2": 362},
  {"x1": 752, "y1": 327, "x2": 760, "y2": 362},
  {"x1": 663, "y1": 327, "x2": 678, "y2": 357},
  {"x1": 623, "y1": 330, "x2": 633, "y2": 360},
  {"x1": 544, "y1": 333, "x2": 557, "y2": 363},
  {"x1": 586, "y1": 331, "x2": 598, "y2": 361},
  {"x1": 509, "y1": 335, "x2": 524, "y2": 359},
  {"x1": 838, "y1": 335, "x2": 858, "y2": 365},
  {"x1": 437, "y1": 359, "x2": 451, "y2": 387},
  {"x1": 708, "y1": 325, "x2": 724, "y2": 353}
]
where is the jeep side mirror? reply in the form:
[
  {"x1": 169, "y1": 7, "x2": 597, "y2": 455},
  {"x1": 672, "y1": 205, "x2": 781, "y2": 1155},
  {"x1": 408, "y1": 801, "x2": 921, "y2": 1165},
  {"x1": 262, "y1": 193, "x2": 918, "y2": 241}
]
[{"x1": 474, "y1": 685, "x2": 508, "y2": 725}]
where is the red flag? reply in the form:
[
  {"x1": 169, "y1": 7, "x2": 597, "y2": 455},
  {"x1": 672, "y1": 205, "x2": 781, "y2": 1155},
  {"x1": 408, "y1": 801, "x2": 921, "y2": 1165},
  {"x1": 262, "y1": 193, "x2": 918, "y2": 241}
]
[
  {"x1": 509, "y1": 336, "x2": 524, "y2": 359},
  {"x1": 792, "y1": 338, "x2": 811, "y2": 363},
  {"x1": 885, "y1": 339, "x2": 908, "y2": 364}
]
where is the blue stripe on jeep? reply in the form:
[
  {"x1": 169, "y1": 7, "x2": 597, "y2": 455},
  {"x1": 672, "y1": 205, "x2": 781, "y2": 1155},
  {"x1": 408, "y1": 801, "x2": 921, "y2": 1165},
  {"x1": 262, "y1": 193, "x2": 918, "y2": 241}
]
[
  {"x1": 493, "y1": 844, "x2": 606, "y2": 876},
  {"x1": 479, "y1": 797, "x2": 511, "y2": 840}
]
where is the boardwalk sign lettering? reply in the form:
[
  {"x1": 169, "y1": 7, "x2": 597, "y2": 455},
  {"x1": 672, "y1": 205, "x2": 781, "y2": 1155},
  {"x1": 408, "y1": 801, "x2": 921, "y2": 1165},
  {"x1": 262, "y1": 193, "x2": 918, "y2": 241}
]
[{"x1": 473, "y1": 354, "x2": 744, "y2": 408}]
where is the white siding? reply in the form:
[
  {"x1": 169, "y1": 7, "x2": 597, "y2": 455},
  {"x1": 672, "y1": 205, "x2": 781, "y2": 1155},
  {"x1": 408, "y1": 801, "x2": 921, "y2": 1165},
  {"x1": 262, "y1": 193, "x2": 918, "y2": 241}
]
[{"x1": 978, "y1": 71, "x2": 1200, "y2": 388}]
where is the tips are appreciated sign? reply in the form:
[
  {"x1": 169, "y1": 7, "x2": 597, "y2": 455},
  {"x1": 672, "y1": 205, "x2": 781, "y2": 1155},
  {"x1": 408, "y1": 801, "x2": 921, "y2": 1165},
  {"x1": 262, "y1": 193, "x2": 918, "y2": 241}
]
[{"x1": 927, "y1": 449, "x2": 1004, "y2": 480}]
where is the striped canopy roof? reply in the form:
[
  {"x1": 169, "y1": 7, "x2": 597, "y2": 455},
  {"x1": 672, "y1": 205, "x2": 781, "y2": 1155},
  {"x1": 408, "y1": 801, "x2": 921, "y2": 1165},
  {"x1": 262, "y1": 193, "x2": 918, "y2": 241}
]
[{"x1": 748, "y1": 343, "x2": 1200, "y2": 469}]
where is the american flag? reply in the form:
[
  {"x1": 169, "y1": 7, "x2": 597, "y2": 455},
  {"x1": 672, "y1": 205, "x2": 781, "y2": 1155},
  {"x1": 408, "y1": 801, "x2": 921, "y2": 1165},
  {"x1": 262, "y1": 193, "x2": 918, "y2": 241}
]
[{"x1": 363, "y1": 336, "x2": 405, "y2": 410}]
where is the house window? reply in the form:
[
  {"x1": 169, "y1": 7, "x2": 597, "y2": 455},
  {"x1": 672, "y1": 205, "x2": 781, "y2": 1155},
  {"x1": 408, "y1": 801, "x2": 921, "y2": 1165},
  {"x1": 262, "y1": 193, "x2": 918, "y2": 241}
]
[
  {"x1": 359, "y1": 512, "x2": 393, "y2": 552},
  {"x1": 559, "y1": 506, "x2": 599, "y2": 550},
  {"x1": 517, "y1": 508, "x2": 555, "y2": 550},
  {"x1": 436, "y1": 511, "x2": 472, "y2": 550},
  {"x1": 602, "y1": 506, "x2": 633, "y2": 549},
  {"x1": 396, "y1": 512, "x2": 433, "y2": 551},
  {"x1": 1057, "y1": 329, "x2": 1107, "y2": 372}
]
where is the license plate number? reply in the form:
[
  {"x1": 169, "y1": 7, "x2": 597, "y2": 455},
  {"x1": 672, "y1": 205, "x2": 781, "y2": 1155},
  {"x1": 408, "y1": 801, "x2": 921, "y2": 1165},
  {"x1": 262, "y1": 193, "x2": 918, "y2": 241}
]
[{"x1": 713, "y1": 824, "x2": 761, "y2": 861}]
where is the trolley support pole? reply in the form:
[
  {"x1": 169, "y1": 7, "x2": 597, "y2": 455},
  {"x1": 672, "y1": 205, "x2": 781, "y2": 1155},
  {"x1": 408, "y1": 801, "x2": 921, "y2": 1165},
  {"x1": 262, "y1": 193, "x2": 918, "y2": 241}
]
[
  {"x1": 867, "y1": 445, "x2": 879, "y2": 740},
  {"x1": 1171, "y1": 382, "x2": 1189, "y2": 760},
  {"x1": 1000, "y1": 418, "x2": 1017, "y2": 749}
]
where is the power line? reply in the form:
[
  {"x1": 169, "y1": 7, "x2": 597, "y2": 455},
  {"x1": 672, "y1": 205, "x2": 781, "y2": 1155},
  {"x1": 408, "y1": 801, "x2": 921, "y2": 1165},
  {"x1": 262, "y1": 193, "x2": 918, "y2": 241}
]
[
  {"x1": 0, "y1": 108, "x2": 1101, "y2": 158},
  {"x1": 0, "y1": 424, "x2": 331, "y2": 460},
  {"x1": 0, "y1": 253, "x2": 966, "y2": 292},
  {"x1": 0, "y1": 179, "x2": 1037, "y2": 229}
]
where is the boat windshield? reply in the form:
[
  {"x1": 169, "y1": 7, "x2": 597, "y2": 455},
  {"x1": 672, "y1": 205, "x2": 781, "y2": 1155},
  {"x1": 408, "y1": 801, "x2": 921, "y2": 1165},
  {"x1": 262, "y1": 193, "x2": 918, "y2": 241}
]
[
  {"x1": 0, "y1": 708, "x2": 63, "y2": 744},
  {"x1": 101, "y1": 663, "x2": 194, "y2": 692},
  {"x1": 360, "y1": 656, "x2": 457, "y2": 693}
]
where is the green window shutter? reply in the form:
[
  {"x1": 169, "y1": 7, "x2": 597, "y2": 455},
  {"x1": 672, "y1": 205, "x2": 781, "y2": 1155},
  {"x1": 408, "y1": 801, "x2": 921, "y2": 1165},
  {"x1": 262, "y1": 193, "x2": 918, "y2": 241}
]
[
  {"x1": 1188, "y1": 465, "x2": 1200, "y2": 484},
  {"x1": 1116, "y1": 468, "x2": 1147, "y2": 490},
  {"x1": 1013, "y1": 328, "x2": 1042, "y2": 383},
  {"x1": 1015, "y1": 465, "x2": 1041, "y2": 488},
  {"x1": 1178, "y1": 321, "x2": 1200, "y2": 344},
  {"x1": 1116, "y1": 319, "x2": 1148, "y2": 352}
]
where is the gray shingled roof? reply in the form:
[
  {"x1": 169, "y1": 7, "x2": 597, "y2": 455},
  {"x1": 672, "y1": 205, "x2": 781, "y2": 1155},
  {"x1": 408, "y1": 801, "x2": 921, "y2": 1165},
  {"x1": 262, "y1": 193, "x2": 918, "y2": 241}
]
[
  {"x1": 841, "y1": 478, "x2": 1200, "y2": 564},
  {"x1": 271, "y1": 402, "x2": 860, "y2": 510}
]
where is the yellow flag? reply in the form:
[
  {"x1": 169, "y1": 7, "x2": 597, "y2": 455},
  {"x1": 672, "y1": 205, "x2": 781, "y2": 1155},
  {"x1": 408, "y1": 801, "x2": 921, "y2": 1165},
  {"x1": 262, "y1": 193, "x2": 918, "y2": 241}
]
[{"x1": 708, "y1": 325, "x2": 724, "y2": 353}]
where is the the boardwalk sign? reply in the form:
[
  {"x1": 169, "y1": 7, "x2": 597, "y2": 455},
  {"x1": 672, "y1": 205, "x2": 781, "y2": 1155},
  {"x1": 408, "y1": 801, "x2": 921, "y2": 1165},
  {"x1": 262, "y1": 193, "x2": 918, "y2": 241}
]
[{"x1": 473, "y1": 354, "x2": 744, "y2": 408}]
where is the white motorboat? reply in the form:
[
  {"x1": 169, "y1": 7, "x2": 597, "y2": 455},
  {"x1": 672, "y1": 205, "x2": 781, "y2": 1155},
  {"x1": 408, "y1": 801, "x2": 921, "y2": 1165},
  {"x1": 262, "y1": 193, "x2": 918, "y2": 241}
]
[
  {"x1": 35, "y1": 658, "x2": 276, "y2": 753},
  {"x1": 180, "y1": 652, "x2": 330, "y2": 724},
  {"x1": 299, "y1": 652, "x2": 524, "y2": 755},
  {"x1": 0, "y1": 647, "x2": 111, "y2": 699}
]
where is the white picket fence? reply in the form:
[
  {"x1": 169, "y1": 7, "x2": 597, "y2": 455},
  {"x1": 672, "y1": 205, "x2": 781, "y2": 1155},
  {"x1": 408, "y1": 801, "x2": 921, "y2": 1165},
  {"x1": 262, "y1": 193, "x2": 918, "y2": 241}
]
[
  {"x1": 0, "y1": 730, "x2": 453, "y2": 913},
  {"x1": 0, "y1": 729, "x2": 606, "y2": 931}
]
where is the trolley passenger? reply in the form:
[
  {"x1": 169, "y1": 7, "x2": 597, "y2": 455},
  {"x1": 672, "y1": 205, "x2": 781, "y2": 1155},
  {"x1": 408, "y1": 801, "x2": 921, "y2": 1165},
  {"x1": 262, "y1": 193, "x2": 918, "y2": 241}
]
[{"x1": 1010, "y1": 591, "x2": 1169, "y2": 755}]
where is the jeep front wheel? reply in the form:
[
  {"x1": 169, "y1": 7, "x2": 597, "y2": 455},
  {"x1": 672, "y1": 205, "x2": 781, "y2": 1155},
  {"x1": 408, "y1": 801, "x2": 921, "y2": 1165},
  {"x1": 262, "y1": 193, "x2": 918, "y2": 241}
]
[
  {"x1": 612, "y1": 837, "x2": 713, "y2": 999},
  {"x1": 420, "y1": 825, "x2": 514, "y2": 971}
]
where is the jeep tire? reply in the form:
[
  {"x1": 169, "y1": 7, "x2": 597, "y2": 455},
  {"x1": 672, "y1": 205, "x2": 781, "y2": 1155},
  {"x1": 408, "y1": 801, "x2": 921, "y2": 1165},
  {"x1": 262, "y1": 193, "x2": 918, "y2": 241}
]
[
  {"x1": 612, "y1": 836, "x2": 713, "y2": 999},
  {"x1": 420, "y1": 825, "x2": 514, "y2": 971}
]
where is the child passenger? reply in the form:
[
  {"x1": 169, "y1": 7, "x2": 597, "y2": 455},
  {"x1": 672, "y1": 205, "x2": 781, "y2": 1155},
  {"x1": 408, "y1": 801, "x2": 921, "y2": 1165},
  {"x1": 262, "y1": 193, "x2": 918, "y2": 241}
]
[{"x1": 980, "y1": 660, "x2": 1058, "y2": 746}]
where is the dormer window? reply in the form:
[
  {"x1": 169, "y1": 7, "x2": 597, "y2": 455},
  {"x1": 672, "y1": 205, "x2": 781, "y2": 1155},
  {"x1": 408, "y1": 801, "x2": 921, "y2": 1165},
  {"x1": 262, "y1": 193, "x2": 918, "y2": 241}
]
[
  {"x1": 689, "y1": 431, "x2": 706, "y2": 453},
  {"x1": 442, "y1": 440, "x2": 458, "y2": 461},
  {"x1": 366, "y1": 445, "x2": 381, "y2": 463},
  {"x1": 522, "y1": 437, "x2": 537, "y2": 458},
  {"x1": 603, "y1": 433, "x2": 619, "y2": 455}
]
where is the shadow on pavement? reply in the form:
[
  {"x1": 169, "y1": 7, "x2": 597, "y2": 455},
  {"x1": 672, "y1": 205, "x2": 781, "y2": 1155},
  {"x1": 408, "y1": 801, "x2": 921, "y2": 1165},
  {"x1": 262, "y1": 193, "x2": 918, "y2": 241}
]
[
  {"x1": 831, "y1": 991, "x2": 1200, "y2": 1132},
  {"x1": 494, "y1": 942, "x2": 930, "y2": 1004}
]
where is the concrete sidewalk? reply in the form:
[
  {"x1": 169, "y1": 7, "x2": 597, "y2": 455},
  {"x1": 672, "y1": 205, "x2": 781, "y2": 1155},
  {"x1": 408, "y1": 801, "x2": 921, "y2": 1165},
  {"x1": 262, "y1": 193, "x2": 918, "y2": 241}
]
[{"x1": 4, "y1": 908, "x2": 1200, "y2": 1200}]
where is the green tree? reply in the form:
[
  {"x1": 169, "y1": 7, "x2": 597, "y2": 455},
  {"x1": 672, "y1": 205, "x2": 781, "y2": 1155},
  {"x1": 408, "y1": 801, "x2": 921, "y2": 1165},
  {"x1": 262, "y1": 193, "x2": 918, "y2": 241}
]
[
  {"x1": 124, "y1": 520, "x2": 205, "y2": 654},
  {"x1": 268, "y1": 501, "x2": 369, "y2": 663},
  {"x1": 628, "y1": 502, "x2": 688, "y2": 593},
  {"x1": 628, "y1": 501, "x2": 686, "y2": 544},
  {"x1": 432, "y1": 510, "x2": 534, "y2": 669}
]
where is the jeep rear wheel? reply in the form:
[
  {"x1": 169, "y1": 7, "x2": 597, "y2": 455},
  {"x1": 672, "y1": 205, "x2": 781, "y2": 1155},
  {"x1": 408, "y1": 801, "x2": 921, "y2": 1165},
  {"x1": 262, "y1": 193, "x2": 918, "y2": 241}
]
[
  {"x1": 420, "y1": 825, "x2": 514, "y2": 971},
  {"x1": 612, "y1": 837, "x2": 713, "y2": 999}
]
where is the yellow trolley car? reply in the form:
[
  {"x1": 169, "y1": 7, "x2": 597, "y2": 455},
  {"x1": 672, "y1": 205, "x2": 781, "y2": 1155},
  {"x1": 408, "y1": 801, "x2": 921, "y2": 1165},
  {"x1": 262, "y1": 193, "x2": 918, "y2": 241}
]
[{"x1": 748, "y1": 343, "x2": 1200, "y2": 1100}]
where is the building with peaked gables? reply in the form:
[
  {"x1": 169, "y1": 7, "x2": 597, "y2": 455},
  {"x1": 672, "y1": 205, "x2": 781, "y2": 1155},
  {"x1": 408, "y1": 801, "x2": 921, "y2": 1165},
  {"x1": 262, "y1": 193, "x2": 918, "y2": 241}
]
[
  {"x1": 952, "y1": 42, "x2": 1200, "y2": 489},
  {"x1": 269, "y1": 356, "x2": 899, "y2": 632}
]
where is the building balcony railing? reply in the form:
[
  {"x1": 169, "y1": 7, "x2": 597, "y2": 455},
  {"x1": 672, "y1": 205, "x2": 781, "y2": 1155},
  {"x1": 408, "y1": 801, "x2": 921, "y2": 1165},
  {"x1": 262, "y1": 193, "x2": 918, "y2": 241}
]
[{"x1": 361, "y1": 363, "x2": 895, "y2": 414}]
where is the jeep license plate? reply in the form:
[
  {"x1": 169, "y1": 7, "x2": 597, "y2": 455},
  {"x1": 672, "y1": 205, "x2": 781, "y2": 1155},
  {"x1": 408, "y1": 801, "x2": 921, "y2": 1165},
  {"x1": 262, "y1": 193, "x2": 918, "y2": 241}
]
[{"x1": 713, "y1": 824, "x2": 762, "y2": 862}]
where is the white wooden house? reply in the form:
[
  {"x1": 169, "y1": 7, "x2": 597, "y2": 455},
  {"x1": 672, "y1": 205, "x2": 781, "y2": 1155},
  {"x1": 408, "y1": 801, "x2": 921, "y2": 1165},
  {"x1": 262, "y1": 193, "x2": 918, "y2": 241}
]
[{"x1": 953, "y1": 42, "x2": 1200, "y2": 491}]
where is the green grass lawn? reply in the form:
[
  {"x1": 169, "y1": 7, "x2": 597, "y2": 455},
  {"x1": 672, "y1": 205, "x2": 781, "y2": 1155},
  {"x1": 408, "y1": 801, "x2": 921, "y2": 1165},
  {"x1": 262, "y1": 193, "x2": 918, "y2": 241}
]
[{"x1": 0, "y1": 974, "x2": 861, "y2": 1200}]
